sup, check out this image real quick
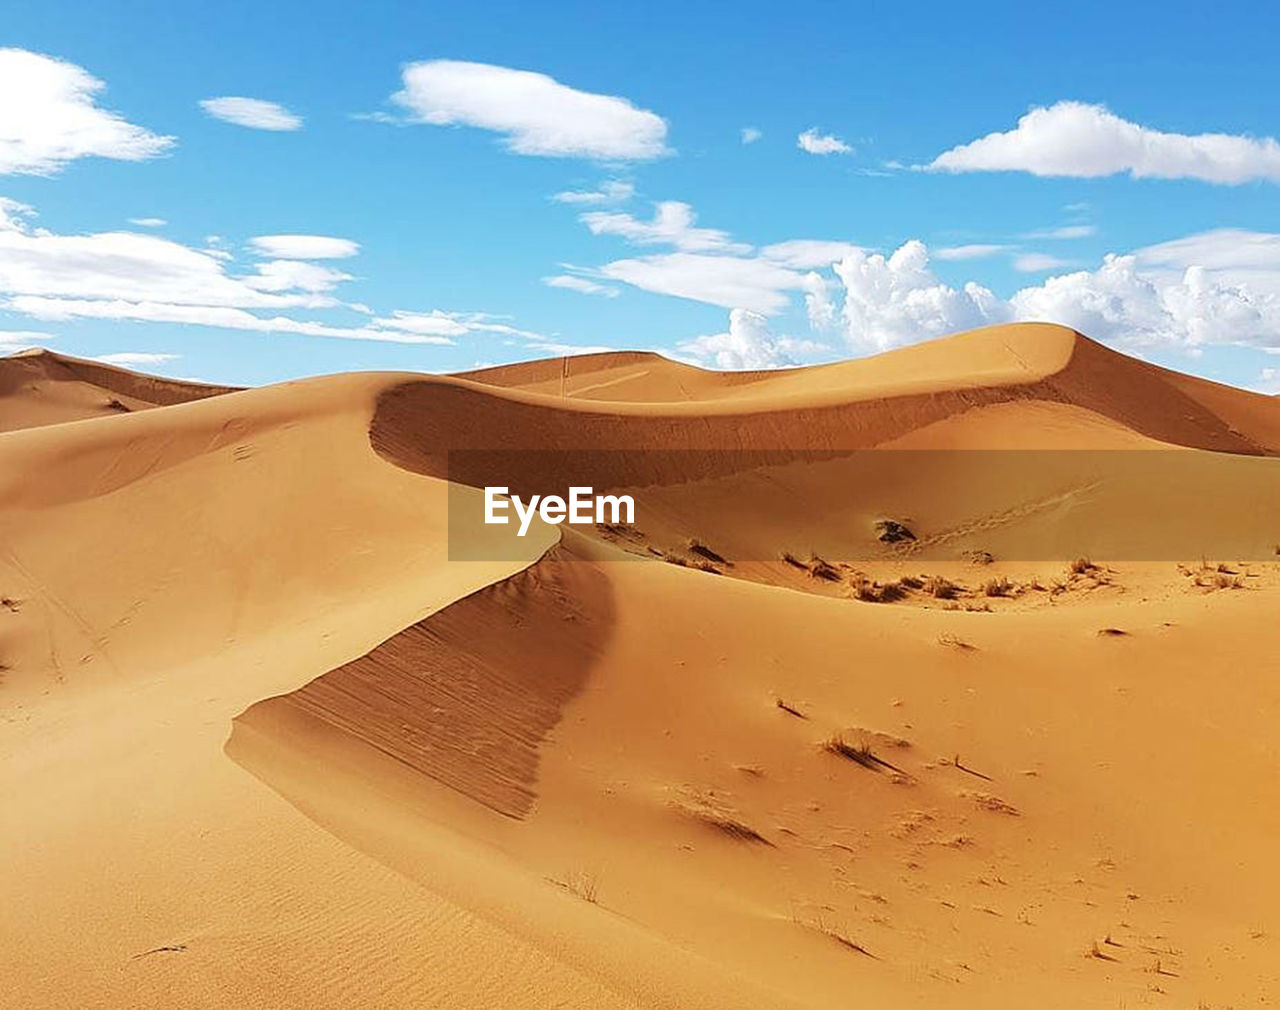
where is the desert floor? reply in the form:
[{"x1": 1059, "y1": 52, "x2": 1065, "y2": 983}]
[{"x1": 2, "y1": 323, "x2": 1278, "y2": 1009}]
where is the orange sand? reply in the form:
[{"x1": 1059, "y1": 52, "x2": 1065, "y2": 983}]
[{"x1": 3, "y1": 324, "x2": 1278, "y2": 1008}]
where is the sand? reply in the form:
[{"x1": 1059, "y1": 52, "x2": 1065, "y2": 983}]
[{"x1": 2, "y1": 323, "x2": 1278, "y2": 1008}]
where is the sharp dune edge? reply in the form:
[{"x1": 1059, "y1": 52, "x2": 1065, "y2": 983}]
[{"x1": 3, "y1": 323, "x2": 1279, "y2": 1008}]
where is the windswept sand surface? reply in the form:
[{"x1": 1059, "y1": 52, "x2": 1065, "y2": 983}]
[{"x1": 3, "y1": 324, "x2": 1279, "y2": 1008}]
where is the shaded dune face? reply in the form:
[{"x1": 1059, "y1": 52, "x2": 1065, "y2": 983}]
[
  {"x1": 372, "y1": 331, "x2": 1274, "y2": 504},
  {"x1": 231, "y1": 543, "x2": 613, "y2": 818}
]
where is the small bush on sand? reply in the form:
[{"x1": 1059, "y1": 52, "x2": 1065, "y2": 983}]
[
  {"x1": 981, "y1": 576, "x2": 1013, "y2": 597},
  {"x1": 923, "y1": 575, "x2": 959, "y2": 599}
]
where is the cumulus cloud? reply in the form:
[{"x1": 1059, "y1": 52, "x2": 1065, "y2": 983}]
[
  {"x1": 543, "y1": 274, "x2": 619, "y2": 297},
  {"x1": 391, "y1": 60, "x2": 668, "y2": 160},
  {"x1": 248, "y1": 234, "x2": 359, "y2": 259},
  {"x1": 551, "y1": 180, "x2": 634, "y2": 204},
  {"x1": 930, "y1": 101, "x2": 1280, "y2": 184},
  {"x1": 797, "y1": 128, "x2": 851, "y2": 155},
  {"x1": 829, "y1": 241, "x2": 1009, "y2": 352},
  {"x1": 810, "y1": 232, "x2": 1280, "y2": 355},
  {"x1": 678, "y1": 308, "x2": 827, "y2": 369},
  {"x1": 199, "y1": 97, "x2": 302, "y2": 131},
  {"x1": 0, "y1": 48, "x2": 173, "y2": 175},
  {"x1": 581, "y1": 201, "x2": 749, "y2": 253},
  {"x1": 741, "y1": 127, "x2": 763, "y2": 145}
]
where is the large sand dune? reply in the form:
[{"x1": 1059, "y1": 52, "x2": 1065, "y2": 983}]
[{"x1": 3, "y1": 323, "x2": 1279, "y2": 1008}]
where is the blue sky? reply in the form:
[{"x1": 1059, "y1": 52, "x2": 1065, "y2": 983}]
[{"x1": 3, "y1": 0, "x2": 1280, "y2": 390}]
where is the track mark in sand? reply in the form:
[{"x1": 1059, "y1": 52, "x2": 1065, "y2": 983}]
[
  {"x1": 892, "y1": 481, "x2": 1102, "y2": 555},
  {"x1": 565, "y1": 368, "x2": 651, "y2": 398},
  {"x1": 131, "y1": 944, "x2": 187, "y2": 959},
  {"x1": 238, "y1": 544, "x2": 613, "y2": 818}
]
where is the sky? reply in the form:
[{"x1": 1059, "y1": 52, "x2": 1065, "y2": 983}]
[{"x1": 3, "y1": 0, "x2": 1280, "y2": 390}]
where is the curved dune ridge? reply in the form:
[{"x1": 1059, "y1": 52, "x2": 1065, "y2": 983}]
[
  {"x1": 3, "y1": 323, "x2": 1280, "y2": 1010},
  {"x1": 0, "y1": 348, "x2": 239, "y2": 432}
]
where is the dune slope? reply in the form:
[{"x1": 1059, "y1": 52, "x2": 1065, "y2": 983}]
[{"x1": 4, "y1": 322, "x2": 1280, "y2": 1009}]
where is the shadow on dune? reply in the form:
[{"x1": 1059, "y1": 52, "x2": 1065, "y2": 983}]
[{"x1": 227, "y1": 540, "x2": 615, "y2": 819}]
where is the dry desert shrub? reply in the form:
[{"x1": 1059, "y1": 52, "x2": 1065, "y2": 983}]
[
  {"x1": 1068, "y1": 557, "x2": 1095, "y2": 575},
  {"x1": 673, "y1": 791, "x2": 771, "y2": 845},
  {"x1": 823, "y1": 735, "x2": 907, "y2": 775},
  {"x1": 981, "y1": 575, "x2": 1013, "y2": 597},
  {"x1": 806, "y1": 555, "x2": 842, "y2": 582},
  {"x1": 922, "y1": 575, "x2": 960, "y2": 599}
]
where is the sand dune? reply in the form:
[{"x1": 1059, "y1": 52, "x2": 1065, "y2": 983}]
[
  {"x1": 0, "y1": 348, "x2": 237, "y2": 432},
  {"x1": 3, "y1": 323, "x2": 1279, "y2": 1008}
]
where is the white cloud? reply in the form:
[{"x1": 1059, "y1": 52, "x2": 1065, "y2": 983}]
[
  {"x1": 0, "y1": 198, "x2": 544, "y2": 348},
  {"x1": 10, "y1": 296, "x2": 451, "y2": 343},
  {"x1": 371, "y1": 309, "x2": 543, "y2": 342},
  {"x1": 248, "y1": 234, "x2": 359, "y2": 259},
  {"x1": 1013, "y1": 252, "x2": 1071, "y2": 273},
  {"x1": 678, "y1": 308, "x2": 827, "y2": 369},
  {"x1": 543, "y1": 274, "x2": 619, "y2": 297},
  {"x1": 95, "y1": 351, "x2": 179, "y2": 366},
  {"x1": 935, "y1": 243, "x2": 1011, "y2": 261},
  {"x1": 741, "y1": 127, "x2": 763, "y2": 145},
  {"x1": 391, "y1": 60, "x2": 668, "y2": 160},
  {"x1": 581, "y1": 201, "x2": 750, "y2": 253},
  {"x1": 759, "y1": 239, "x2": 864, "y2": 269},
  {"x1": 1026, "y1": 224, "x2": 1097, "y2": 240},
  {"x1": 831, "y1": 241, "x2": 1008, "y2": 352},
  {"x1": 598, "y1": 252, "x2": 805, "y2": 314},
  {"x1": 0, "y1": 224, "x2": 330, "y2": 309},
  {"x1": 0, "y1": 329, "x2": 54, "y2": 354},
  {"x1": 0, "y1": 197, "x2": 33, "y2": 232},
  {"x1": 0, "y1": 48, "x2": 173, "y2": 175},
  {"x1": 199, "y1": 97, "x2": 302, "y2": 131},
  {"x1": 930, "y1": 101, "x2": 1280, "y2": 185},
  {"x1": 797, "y1": 128, "x2": 852, "y2": 156},
  {"x1": 246, "y1": 259, "x2": 352, "y2": 293},
  {"x1": 810, "y1": 231, "x2": 1280, "y2": 355},
  {"x1": 128, "y1": 217, "x2": 166, "y2": 228},
  {"x1": 551, "y1": 180, "x2": 634, "y2": 204}
]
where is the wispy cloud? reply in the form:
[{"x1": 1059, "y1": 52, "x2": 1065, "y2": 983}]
[
  {"x1": 248, "y1": 235, "x2": 359, "y2": 259},
  {"x1": 933, "y1": 243, "x2": 1011, "y2": 261},
  {"x1": 391, "y1": 60, "x2": 669, "y2": 160},
  {"x1": 0, "y1": 48, "x2": 173, "y2": 175},
  {"x1": 551, "y1": 180, "x2": 635, "y2": 205},
  {"x1": 741, "y1": 126, "x2": 763, "y2": 145},
  {"x1": 543, "y1": 274, "x2": 619, "y2": 297},
  {"x1": 581, "y1": 201, "x2": 750, "y2": 253},
  {"x1": 199, "y1": 97, "x2": 302, "y2": 131}
]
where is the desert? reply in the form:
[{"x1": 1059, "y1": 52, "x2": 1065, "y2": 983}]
[{"x1": 3, "y1": 322, "x2": 1278, "y2": 1009}]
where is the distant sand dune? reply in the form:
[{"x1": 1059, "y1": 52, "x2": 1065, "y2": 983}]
[{"x1": 0, "y1": 348, "x2": 237, "y2": 432}]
